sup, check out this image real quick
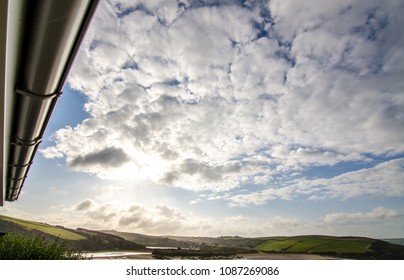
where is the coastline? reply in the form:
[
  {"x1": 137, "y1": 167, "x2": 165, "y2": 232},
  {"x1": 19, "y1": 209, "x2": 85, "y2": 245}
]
[{"x1": 86, "y1": 251, "x2": 337, "y2": 260}]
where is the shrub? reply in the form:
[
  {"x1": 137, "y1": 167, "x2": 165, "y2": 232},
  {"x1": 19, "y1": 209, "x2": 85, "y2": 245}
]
[{"x1": 0, "y1": 233, "x2": 86, "y2": 260}]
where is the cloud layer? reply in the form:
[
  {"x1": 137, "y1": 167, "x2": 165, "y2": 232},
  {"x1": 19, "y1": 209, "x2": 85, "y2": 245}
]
[
  {"x1": 227, "y1": 158, "x2": 404, "y2": 207},
  {"x1": 41, "y1": 0, "x2": 404, "y2": 200},
  {"x1": 28, "y1": 198, "x2": 401, "y2": 237},
  {"x1": 323, "y1": 207, "x2": 402, "y2": 224}
]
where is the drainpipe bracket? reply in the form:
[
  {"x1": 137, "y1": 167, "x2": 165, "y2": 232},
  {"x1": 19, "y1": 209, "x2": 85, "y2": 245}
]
[{"x1": 15, "y1": 88, "x2": 62, "y2": 100}]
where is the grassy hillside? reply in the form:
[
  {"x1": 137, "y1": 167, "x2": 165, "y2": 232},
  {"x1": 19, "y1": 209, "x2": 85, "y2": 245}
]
[
  {"x1": 255, "y1": 236, "x2": 371, "y2": 253},
  {"x1": 0, "y1": 215, "x2": 145, "y2": 252},
  {"x1": 254, "y1": 235, "x2": 404, "y2": 259},
  {"x1": 0, "y1": 215, "x2": 86, "y2": 240}
]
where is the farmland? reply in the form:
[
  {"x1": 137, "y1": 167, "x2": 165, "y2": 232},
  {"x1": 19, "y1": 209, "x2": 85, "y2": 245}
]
[
  {"x1": 254, "y1": 236, "x2": 371, "y2": 254},
  {"x1": 0, "y1": 215, "x2": 86, "y2": 240},
  {"x1": 0, "y1": 215, "x2": 145, "y2": 252}
]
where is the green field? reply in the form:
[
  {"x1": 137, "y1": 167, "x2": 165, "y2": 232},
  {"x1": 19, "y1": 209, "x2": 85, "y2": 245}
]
[
  {"x1": 0, "y1": 215, "x2": 86, "y2": 241},
  {"x1": 255, "y1": 236, "x2": 372, "y2": 254}
]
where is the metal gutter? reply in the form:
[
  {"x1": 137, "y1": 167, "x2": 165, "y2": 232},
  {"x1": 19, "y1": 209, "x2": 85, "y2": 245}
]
[
  {"x1": 1, "y1": 0, "x2": 26, "y2": 206},
  {"x1": 3, "y1": 0, "x2": 99, "y2": 202},
  {"x1": 0, "y1": 0, "x2": 8, "y2": 206}
]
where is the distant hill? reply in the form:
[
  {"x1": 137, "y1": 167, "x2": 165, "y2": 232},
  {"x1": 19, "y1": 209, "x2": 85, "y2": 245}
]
[
  {"x1": 0, "y1": 215, "x2": 145, "y2": 252},
  {"x1": 1, "y1": 214, "x2": 403, "y2": 259},
  {"x1": 104, "y1": 231, "x2": 404, "y2": 259},
  {"x1": 254, "y1": 235, "x2": 404, "y2": 259},
  {"x1": 383, "y1": 238, "x2": 404, "y2": 246},
  {"x1": 103, "y1": 230, "x2": 193, "y2": 248},
  {"x1": 103, "y1": 231, "x2": 268, "y2": 248}
]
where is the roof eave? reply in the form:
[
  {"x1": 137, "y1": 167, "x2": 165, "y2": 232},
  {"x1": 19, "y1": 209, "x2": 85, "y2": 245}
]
[{"x1": 1, "y1": 0, "x2": 99, "y2": 204}]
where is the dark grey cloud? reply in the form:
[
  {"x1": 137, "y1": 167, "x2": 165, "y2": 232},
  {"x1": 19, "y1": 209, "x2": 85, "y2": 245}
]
[
  {"x1": 182, "y1": 159, "x2": 243, "y2": 181},
  {"x1": 69, "y1": 147, "x2": 130, "y2": 168},
  {"x1": 157, "y1": 145, "x2": 179, "y2": 160},
  {"x1": 119, "y1": 214, "x2": 141, "y2": 226},
  {"x1": 119, "y1": 205, "x2": 146, "y2": 226},
  {"x1": 160, "y1": 159, "x2": 243, "y2": 185},
  {"x1": 87, "y1": 204, "x2": 117, "y2": 222},
  {"x1": 117, "y1": 204, "x2": 185, "y2": 233},
  {"x1": 160, "y1": 171, "x2": 180, "y2": 185},
  {"x1": 75, "y1": 199, "x2": 93, "y2": 211}
]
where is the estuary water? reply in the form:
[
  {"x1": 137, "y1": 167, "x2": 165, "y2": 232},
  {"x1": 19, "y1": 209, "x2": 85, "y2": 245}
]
[{"x1": 86, "y1": 251, "x2": 152, "y2": 259}]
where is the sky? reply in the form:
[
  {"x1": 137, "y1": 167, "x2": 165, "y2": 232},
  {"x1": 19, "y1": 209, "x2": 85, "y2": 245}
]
[{"x1": 1, "y1": 0, "x2": 404, "y2": 238}]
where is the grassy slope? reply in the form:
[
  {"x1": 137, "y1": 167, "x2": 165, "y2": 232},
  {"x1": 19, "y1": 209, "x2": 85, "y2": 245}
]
[
  {"x1": 0, "y1": 215, "x2": 145, "y2": 252},
  {"x1": 0, "y1": 215, "x2": 86, "y2": 240},
  {"x1": 254, "y1": 236, "x2": 374, "y2": 254}
]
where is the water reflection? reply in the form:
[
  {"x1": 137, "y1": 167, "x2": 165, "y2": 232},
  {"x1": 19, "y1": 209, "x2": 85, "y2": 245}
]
[{"x1": 86, "y1": 251, "x2": 152, "y2": 259}]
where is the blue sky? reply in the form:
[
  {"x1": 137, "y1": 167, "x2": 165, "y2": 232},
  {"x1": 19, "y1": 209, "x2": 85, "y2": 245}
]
[{"x1": 1, "y1": 0, "x2": 404, "y2": 238}]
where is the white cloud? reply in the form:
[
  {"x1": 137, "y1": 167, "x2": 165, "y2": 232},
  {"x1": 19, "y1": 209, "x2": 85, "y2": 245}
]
[
  {"x1": 64, "y1": 200, "x2": 192, "y2": 234},
  {"x1": 268, "y1": 145, "x2": 366, "y2": 168},
  {"x1": 228, "y1": 187, "x2": 294, "y2": 207},
  {"x1": 227, "y1": 158, "x2": 404, "y2": 206},
  {"x1": 94, "y1": 185, "x2": 124, "y2": 202},
  {"x1": 39, "y1": 0, "x2": 404, "y2": 197},
  {"x1": 59, "y1": 199, "x2": 304, "y2": 236},
  {"x1": 48, "y1": 186, "x2": 68, "y2": 197},
  {"x1": 303, "y1": 158, "x2": 404, "y2": 199},
  {"x1": 40, "y1": 146, "x2": 64, "y2": 158},
  {"x1": 2, "y1": 199, "x2": 402, "y2": 237},
  {"x1": 324, "y1": 207, "x2": 402, "y2": 224},
  {"x1": 264, "y1": 216, "x2": 300, "y2": 230}
]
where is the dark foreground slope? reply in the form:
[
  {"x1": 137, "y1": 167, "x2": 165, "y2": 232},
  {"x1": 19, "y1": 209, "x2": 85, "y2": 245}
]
[{"x1": 0, "y1": 215, "x2": 144, "y2": 252}]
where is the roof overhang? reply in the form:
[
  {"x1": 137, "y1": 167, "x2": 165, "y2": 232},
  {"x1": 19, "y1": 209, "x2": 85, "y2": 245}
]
[
  {"x1": 1, "y1": 0, "x2": 99, "y2": 205},
  {"x1": 0, "y1": 0, "x2": 8, "y2": 206}
]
